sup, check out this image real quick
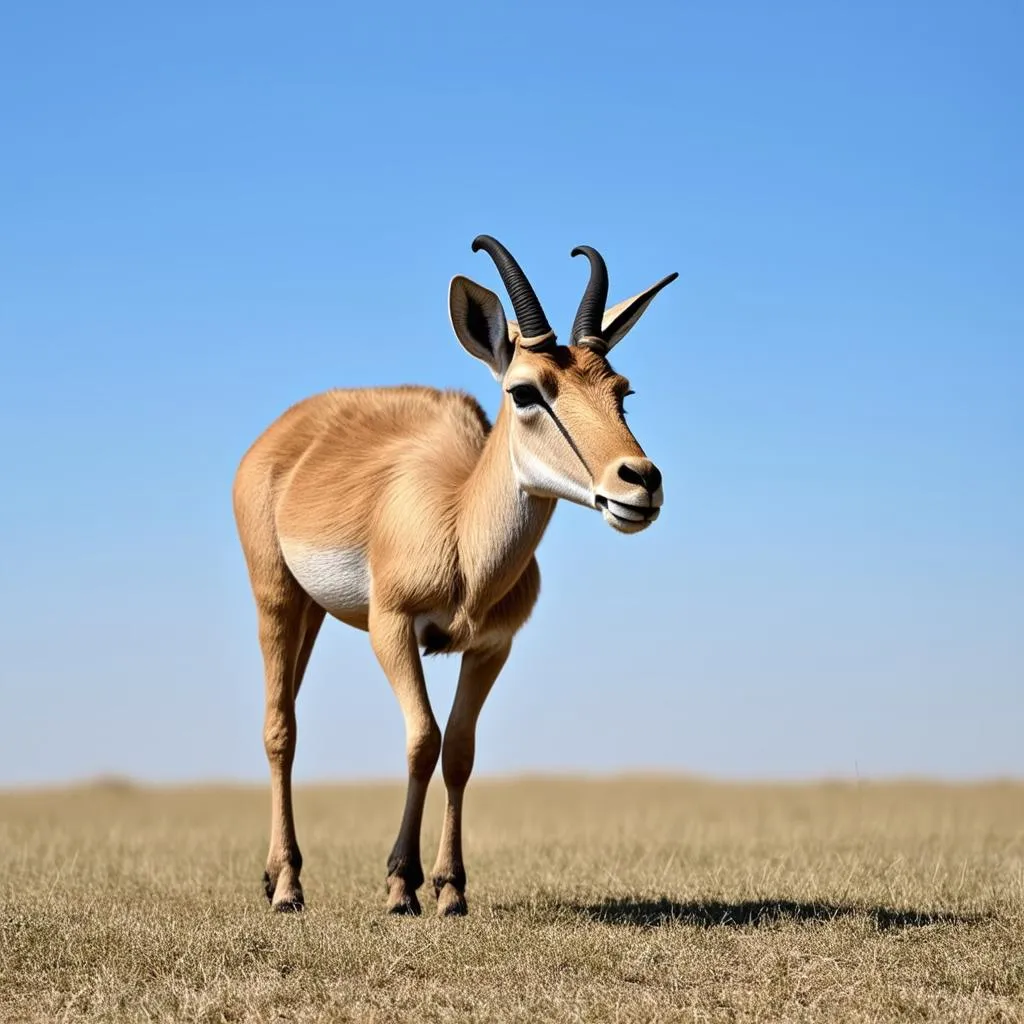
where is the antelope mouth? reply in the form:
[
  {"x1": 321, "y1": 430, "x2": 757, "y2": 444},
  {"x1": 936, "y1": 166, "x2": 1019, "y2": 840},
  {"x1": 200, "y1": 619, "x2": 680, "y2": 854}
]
[{"x1": 595, "y1": 495, "x2": 661, "y2": 532}]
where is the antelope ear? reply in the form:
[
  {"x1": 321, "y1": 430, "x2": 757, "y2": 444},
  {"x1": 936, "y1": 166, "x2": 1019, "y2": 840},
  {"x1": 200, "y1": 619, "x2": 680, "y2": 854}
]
[
  {"x1": 600, "y1": 272, "x2": 679, "y2": 351},
  {"x1": 449, "y1": 275, "x2": 513, "y2": 378}
]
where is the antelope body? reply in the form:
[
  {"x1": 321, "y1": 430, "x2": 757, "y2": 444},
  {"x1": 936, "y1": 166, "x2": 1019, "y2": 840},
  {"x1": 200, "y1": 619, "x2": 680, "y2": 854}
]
[{"x1": 233, "y1": 236, "x2": 677, "y2": 916}]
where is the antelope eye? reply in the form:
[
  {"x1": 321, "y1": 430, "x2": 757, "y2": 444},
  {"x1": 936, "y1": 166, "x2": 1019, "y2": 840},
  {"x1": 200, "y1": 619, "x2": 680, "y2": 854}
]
[{"x1": 508, "y1": 384, "x2": 542, "y2": 408}]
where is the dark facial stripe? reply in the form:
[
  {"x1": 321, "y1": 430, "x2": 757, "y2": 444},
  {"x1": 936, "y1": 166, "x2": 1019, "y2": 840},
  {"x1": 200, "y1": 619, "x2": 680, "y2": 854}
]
[{"x1": 534, "y1": 395, "x2": 594, "y2": 480}]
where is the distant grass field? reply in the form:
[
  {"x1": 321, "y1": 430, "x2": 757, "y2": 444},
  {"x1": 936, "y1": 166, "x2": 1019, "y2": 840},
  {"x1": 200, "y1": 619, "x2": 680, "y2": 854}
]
[{"x1": 1, "y1": 778, "x2": 1022, "y2": 1022}]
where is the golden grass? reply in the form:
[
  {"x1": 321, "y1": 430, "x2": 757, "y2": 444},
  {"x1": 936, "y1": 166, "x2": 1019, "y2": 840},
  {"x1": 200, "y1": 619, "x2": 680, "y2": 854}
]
[{"x1": 1, "y1": 777, "x2": 1022, "y2": 1022}]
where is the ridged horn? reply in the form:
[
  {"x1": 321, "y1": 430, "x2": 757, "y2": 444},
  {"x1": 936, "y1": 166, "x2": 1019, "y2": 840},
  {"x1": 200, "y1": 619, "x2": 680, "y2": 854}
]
[
  {"x1": 569, "y1": 245, "x2": 610, "y2": 349},
  {"x1": 471, "y1": 235, "x2": 554, "y2": 345}
]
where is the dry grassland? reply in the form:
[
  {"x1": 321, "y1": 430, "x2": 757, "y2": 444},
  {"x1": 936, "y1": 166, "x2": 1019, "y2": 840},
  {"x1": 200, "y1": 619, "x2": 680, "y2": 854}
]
[{"x1": 1, "y1": 777, "x2": 1022, "y2": 1022}]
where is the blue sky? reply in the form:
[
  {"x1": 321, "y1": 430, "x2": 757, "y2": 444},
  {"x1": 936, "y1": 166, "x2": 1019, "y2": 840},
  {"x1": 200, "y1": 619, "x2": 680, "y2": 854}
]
[{"x1": 1, "y1": 0, "x2": 1021, "y2": 785}]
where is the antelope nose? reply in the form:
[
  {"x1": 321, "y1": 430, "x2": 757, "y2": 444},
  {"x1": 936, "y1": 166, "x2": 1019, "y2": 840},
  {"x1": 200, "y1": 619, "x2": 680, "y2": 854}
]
[{"x1": 616, "y1": 459, "x2": 663, "y2": 498}]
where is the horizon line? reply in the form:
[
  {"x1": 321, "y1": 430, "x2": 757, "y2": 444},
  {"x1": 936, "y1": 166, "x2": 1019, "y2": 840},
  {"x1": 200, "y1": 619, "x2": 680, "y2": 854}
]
[{"x1": 3, "y1": 768, "x2": 1023, "y2": 796}]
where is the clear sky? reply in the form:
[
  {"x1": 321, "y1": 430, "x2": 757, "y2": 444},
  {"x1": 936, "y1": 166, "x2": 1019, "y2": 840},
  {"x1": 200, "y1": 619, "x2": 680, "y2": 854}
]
[{"x1": 1, "y1": 0, "x2": 1021, "y2": 785}]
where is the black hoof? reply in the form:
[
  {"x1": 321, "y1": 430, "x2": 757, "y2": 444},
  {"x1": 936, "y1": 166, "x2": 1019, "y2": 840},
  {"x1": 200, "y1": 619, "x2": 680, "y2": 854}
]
[
  {"x1": 436, "y1": 882, "x2": 468, "y2": 917},
  {"x1": 387, "y1": 892, "x2": 422, "y2": 916}
]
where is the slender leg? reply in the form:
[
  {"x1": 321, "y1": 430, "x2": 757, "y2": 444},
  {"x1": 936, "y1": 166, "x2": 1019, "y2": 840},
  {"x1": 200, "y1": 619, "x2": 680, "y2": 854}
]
[
  {"x1": 265, "y1": 601, "x2": 324, "y2": 909},
  {"x1": 257, "y1": 593, "x2": 321, "y2": 912},
  {"x1": 431, "y1": 641, "x2": 510, "y2": 917},
  {"x1": 369, "y1": 607, "x2": 442, "y2": 915},
  {"x1": 235, "y1": 462, "x2": 326, "y2": 912},
  {"x1": 293, "y1": 602, "x2": 326, "y2": 699}
]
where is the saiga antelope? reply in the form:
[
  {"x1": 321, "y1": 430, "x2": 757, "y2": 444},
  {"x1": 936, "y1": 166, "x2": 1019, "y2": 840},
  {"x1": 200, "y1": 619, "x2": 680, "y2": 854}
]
[{"x1": 233, "y1": 235, "x2": 677, "y2": 916}]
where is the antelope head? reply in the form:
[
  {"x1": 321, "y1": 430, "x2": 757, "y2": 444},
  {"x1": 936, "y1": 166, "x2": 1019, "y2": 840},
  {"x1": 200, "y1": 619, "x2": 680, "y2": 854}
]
[{"x1": 449, "y1": 235, "x2": 677, "y2": 534}]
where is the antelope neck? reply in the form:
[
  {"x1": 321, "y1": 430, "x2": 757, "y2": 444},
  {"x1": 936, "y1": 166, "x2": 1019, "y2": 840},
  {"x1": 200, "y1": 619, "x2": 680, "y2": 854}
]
[{"x1": 457, "y1": 399, "x2": 556, "y2": 612}]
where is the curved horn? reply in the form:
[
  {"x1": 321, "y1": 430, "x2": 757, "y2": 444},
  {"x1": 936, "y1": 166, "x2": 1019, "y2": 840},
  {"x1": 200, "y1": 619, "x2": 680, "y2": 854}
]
[
  {"x1": 569, "y1": 245, "x2": 610, "y2": 349},
  {"x1": 471, "y1": 235, "x2": 554, "y2": 346}
]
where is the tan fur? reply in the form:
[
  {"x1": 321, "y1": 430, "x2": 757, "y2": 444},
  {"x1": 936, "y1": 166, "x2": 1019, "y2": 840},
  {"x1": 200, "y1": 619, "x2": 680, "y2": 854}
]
[{"x1": 233, "y1": 251, "x2": 673, "y2": 917}]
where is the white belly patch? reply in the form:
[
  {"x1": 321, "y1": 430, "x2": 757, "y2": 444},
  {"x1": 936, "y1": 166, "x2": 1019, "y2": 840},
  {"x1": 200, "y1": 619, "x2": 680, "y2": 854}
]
[{"x1": 280, "y1": 540, "x2": 370, "y2": 614}]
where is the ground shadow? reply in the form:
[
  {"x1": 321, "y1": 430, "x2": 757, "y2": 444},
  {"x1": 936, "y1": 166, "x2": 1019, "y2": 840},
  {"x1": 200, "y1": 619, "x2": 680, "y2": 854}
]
[{"x1": 559, "y1": 897, "x2": 982, "y2": 931}]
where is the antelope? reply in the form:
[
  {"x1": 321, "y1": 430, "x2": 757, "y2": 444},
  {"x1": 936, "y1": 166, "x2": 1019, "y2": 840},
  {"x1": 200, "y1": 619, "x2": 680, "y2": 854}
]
[{"x1": 232, "y1": 235, "x2": 677, "y2": 917}]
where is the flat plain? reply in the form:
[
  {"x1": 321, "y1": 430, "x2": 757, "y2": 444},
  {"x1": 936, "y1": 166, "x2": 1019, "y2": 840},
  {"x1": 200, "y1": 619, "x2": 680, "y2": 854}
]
[{"x1": 1, "y1": 777, "x2": 1022, "y2": 1022}]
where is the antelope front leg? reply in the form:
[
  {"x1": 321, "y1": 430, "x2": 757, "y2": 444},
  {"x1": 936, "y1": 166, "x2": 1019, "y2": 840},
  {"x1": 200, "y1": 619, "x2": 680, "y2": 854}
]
[
  {"x1": 431, "y1": 641, "x2": 510, "y2": 917},
  {"x1": 369, "y1": 607, "x2": 442, "y2": 915}
]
